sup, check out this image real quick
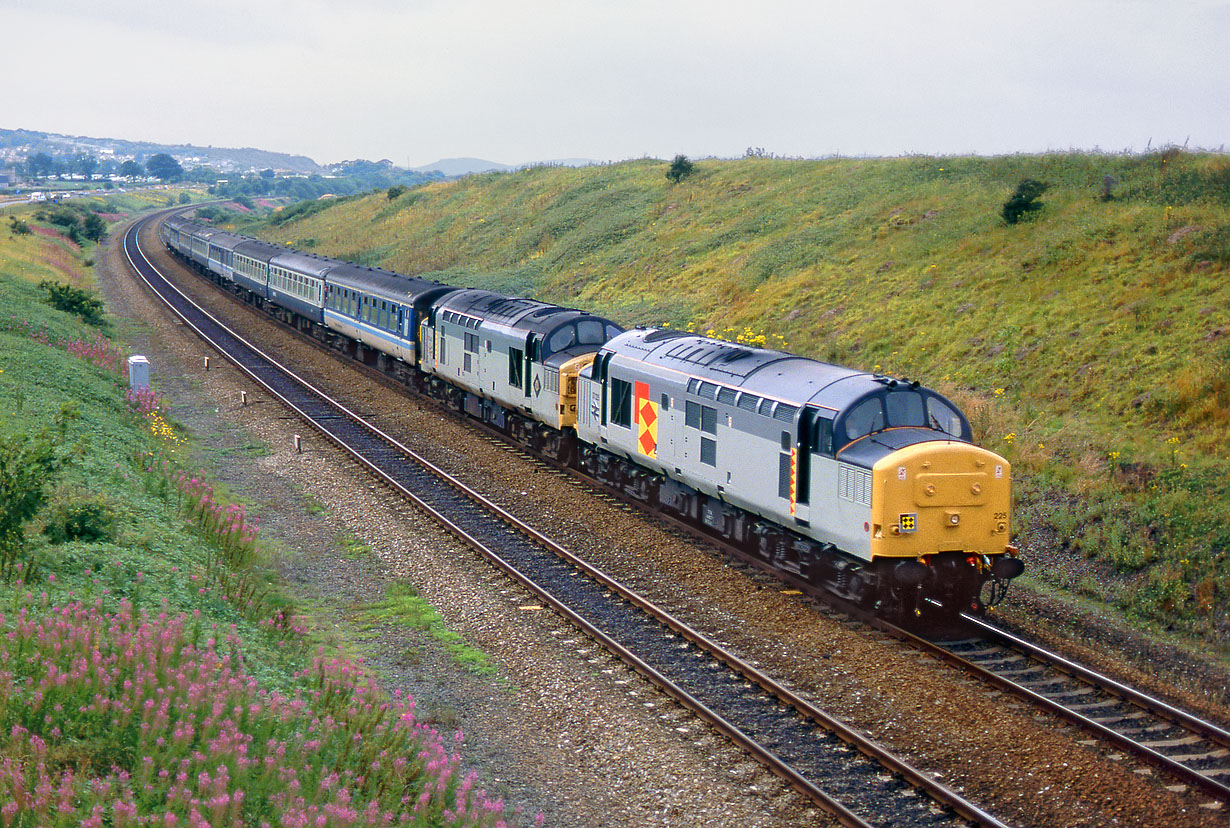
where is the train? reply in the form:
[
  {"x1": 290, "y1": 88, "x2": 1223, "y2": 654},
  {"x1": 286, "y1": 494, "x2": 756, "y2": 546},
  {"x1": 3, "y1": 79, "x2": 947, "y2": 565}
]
[{"x1": 159, "y1": 211, "x2": 1023, "y2": 621}]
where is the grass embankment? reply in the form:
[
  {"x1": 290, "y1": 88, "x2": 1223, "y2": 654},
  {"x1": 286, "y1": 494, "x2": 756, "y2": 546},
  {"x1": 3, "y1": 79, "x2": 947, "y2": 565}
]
[
  {"x1": 250, "y1": 151, "x2": 1230, "y2": 649},
  {"x1": 0, "y1": 206, "x2": 525, "y2": 825}
]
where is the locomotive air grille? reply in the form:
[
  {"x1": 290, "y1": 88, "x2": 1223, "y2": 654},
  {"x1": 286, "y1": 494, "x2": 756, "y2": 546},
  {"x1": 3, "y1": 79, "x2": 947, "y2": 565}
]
[{"x1": 839, "y1": 465, "x2": 872, "y2": 506}]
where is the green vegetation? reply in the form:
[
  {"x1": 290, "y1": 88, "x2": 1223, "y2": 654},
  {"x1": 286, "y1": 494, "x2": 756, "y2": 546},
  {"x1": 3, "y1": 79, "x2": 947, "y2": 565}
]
[
  {"x1": 144, "y1": 152, "x2": 184, "y2": 182},
  {"x1": 0, "y1": 210, "x2": 525, "y2": 825},
  {"x1": 40, "y1": 279, "x2": 105, "y2": 325},
  {"x1": 1001, "y1": 178, "x2": 1048, "y2": 224},
  {"x1": 247, "y1": 150, "x2": 1230, "y2": 647},
  {"x1": 666, "y1": 154, "x2": 695, "y2": 183},
  {"x1": 359, "y1": 582, "x2": 494, "y2": 675}
]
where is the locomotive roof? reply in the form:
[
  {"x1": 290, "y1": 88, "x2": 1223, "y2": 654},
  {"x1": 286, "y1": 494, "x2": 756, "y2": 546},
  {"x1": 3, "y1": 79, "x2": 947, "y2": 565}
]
[
  {"x1": 435, "y1": 288, "x2": 613, "y2": 336},
  {"x1": 604, "y1": 328, "x2": 899, "y2": 414},
  {"x1": 325, "y1": 262, "x2": 457, "y2": 305}
]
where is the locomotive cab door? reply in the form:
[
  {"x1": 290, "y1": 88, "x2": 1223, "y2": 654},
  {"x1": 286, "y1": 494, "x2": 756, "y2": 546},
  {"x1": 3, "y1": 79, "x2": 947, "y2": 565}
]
[{"x1": 792, "y1": 406, "x2": 819, "y2": 524}]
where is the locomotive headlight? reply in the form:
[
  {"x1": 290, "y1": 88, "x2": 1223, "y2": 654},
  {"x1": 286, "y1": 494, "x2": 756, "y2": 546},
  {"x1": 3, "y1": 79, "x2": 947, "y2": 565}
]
[{"x1": 945, "y1": 511, "x2": 961, "y2": 526}]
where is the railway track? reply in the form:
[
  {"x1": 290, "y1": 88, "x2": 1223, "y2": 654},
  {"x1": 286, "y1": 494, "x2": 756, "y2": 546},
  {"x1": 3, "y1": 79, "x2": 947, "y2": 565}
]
[
  {"x1": 931, "y1": 615, "x2": 1230, "y2": 806},
  {"x1": 126, "y1": 213, "x2": 1019, "y2": 828}
]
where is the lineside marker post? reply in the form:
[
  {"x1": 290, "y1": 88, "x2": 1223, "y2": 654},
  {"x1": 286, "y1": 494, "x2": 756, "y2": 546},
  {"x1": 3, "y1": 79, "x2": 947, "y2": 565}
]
[
  {"x1": 295, "y1": 435, "x2": 302, "y2": 454},
  {"x1": 204, "y1": 356, "x2": 210, "y2": 371},
  {"x1": 241, "y1": 391, "x2": 248, "y2": 406}
]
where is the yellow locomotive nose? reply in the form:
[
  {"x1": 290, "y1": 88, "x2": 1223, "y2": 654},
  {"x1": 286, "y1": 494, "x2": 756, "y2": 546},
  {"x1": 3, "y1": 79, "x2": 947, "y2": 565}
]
[{"x1": 869, "y1": 442, "x2": 1011, "y2": 561}]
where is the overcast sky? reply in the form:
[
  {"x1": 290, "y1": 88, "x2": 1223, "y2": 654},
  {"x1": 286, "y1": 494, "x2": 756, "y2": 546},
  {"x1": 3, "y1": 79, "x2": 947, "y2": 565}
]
[{"x1": 2, "y1": 0, "x2": 1227, "y2": 167}]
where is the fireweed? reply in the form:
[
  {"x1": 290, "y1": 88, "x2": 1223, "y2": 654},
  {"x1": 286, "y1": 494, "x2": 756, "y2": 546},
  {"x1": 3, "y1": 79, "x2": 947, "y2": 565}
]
[
  {"x1": 0, "y1": 600, "x2": 523, "y2": 827},
  {"x1": 1, "y1": 317, "x2": 124, "y2": 374}
]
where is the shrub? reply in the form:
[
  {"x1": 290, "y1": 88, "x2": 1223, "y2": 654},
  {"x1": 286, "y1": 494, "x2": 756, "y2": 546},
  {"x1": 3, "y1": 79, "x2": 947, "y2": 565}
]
[
  {"x1": 7, "y1": 216, "x2": 31, "y2": 236},
  {"x1": 41, "y1": 488, "x2": 117, "y2": 544},
  {"x1": 387, "y1": 184, "x2": 407, "y2": 200},
  {"x1": 666, "y1": 154, "x2": 695, "y2": 184},
  {"x1": 47, "y1": 206, "x2": 79, "y2": 227},
  {"x1": 39, "y1": 280, "x2": 105, "y2": 326},
  {"x1": 81, "y1": 212, "x2": 106, "y2": 242},
  {"x1": 0, "y1": 408, "x2": 75, "y2": 581},
  {"x1": 1002, "y1": 178, "x2": 1048, "y2": 224}
]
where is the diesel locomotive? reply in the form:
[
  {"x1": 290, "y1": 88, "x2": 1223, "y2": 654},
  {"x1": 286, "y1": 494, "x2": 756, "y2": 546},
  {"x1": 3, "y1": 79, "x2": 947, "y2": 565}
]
[{"x1": 159, "y1": 212, "x2": 1023, "y2": 620}]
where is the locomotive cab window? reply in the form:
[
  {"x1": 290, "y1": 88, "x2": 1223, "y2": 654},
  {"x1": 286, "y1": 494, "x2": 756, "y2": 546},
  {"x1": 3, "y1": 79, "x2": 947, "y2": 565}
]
[
  {"x1": 843, "y1": 397, "x2": 885, "y2": 442},
  {"x1": 927, "y1": 396, "x2": 967, "y2": 438},
  {"x1": 886, "y1": 390, "x2": 926, "y2": 428}
]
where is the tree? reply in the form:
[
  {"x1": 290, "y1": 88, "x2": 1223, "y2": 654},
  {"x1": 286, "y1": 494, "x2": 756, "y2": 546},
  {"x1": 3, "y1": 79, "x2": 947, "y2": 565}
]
[
  {"x1": 1002, "y1": 179, "x2": 1048, "y2": 224},
  {"x1": 146, "y1": 153, "x2": 184, "y2": 182},
  {"x1": 81, "y1": 213, "x2": 107, "y2": 243},
  {"x1": 0, "y1": 407, "x2": 75, "y2": 581},
  {"x1": 666, "y1": 154, "x2": 695, "y2": 184},
  {"x1": 260, "y1": 168, "x2": 275, "y2": 179},
  {"x1": 119, "y1": 160, "x2": 144, "y2": 179},
  {"x1": 75, "y1": 155, "x2": 98, "y2": 178},
  {"x1": 26, "y1": 152, "x2": 55, "y2": 178}
]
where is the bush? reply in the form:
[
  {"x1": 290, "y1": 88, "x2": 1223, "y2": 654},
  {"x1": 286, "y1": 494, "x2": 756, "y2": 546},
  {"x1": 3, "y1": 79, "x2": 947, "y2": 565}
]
[
  {"x1": 8, "y1": 216, "x2": 31, "y2": 236},
  {"x1": 387, "y1": 184, "x2": 407, "y2": 200},
  {"x1": 48, "y1": 206, "x2": 79, "y2": 228},
  {"x1": 81, "y1": 212, "x2": 106, "y2": 242},
  {"x1": 0, "y1": 409, "x2": 74, "y2": 581},
  {"x1": 40, "y1": 280, "x2": 105, "y2": 326},
  {"x1": 666, "y1": 154, "x2": 695, "y2": 184},
  {"x1": 41, "y1": 488, "x2": 117, "y2": 544},
  {"x1": 1002, "y1": 178, "x2": 1048, "y2": 224}
]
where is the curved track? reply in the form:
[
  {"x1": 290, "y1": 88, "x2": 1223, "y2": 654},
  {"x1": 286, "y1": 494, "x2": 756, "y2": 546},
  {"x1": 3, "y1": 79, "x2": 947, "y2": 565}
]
[{"x1": 126, "y1": 212, "x2": 1017, "y2": 828}]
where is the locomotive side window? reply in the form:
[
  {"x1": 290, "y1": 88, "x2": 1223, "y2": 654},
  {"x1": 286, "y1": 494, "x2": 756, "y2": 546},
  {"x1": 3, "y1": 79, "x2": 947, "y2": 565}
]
[
  {"x1": 611, "y1": 378, "x2": 632, "y2": 427},
  {"x1": 812, "y1": 417, "x2": 835, "y2": 456},
  {"x1": 509, "y1": 347, "x2": 524, "y2": 387},
  {"x1": 844, "y1": 397, "x2": 885, "y2": 441}
]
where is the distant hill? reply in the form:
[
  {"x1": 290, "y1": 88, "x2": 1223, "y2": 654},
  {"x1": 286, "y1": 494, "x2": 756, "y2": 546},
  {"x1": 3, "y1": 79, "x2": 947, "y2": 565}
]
[
  {"x1": 412, "y1": 157, "x2": 601, "y2": 177},
  {"x1": 0, "y1": 127, "x2": 324, "y2": 175},
  {"x1": 411, "y1": 158, "x2": 516, "y2": 176}
]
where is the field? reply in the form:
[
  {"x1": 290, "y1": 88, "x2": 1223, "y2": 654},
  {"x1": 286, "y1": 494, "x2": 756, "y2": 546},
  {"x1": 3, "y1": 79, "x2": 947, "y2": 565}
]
[
  {"x1": 249, "y1": 151, "x2": 1230, "y2": 648},
  {"x1": 0, "y1": 202, "x2": 525, "y2": 826}
]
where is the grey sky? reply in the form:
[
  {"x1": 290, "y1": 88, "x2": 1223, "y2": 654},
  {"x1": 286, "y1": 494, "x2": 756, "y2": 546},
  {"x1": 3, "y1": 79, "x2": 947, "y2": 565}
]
[{"x1": 3, "y1": 0, "x2": 1227, "y2": 166}]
